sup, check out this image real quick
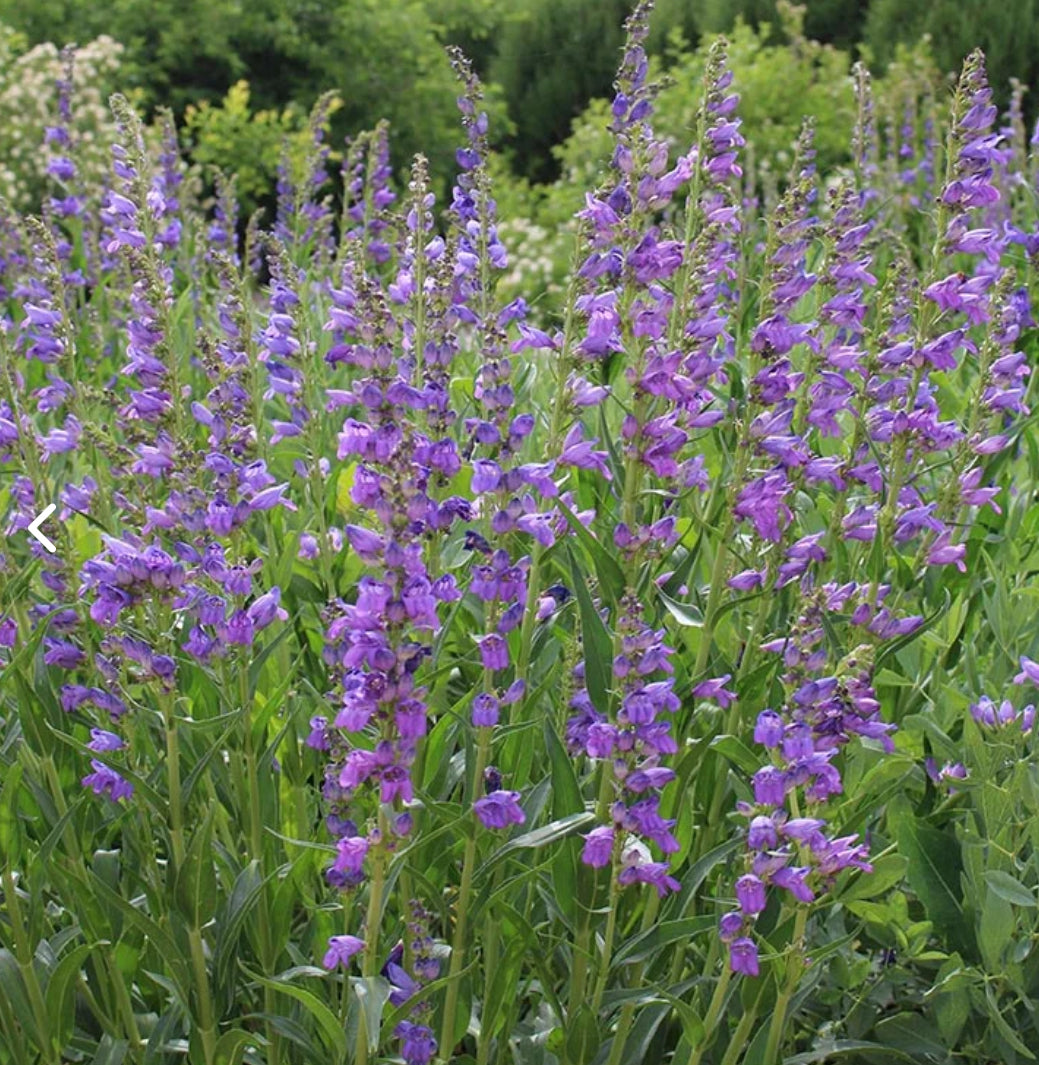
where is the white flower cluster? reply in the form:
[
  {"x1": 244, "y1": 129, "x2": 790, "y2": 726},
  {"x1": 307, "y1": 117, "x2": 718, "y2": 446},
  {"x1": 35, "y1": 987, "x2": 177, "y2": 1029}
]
[
  {"x1": 496, "y1": 215, "x2": 570, "y2": 316},
  {"x1": 0, "y1": 26, "x2": 124, "y2": 209}
]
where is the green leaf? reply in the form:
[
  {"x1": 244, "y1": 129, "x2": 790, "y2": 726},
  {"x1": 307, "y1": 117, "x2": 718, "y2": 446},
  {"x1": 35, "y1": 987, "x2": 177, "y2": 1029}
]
[
  {"x1": 45, "y1": 942, "x2": 97, "y2": 1051},
  {"x1": 480, "y1": 938, "x2": 526, "y2": 1047},
  {"x1": 87, "y1": 872, "x2": 192, "y2": 1000},
  {"x1": 783, "y1": 1041, "x2": 919, "y2": 1064},
  {"x1": 215, "y1": 861, "x2": 265, "y2": 993},
  {"x1": 89, "y1": 1035, "x2": 130, "y2": 1065},
  {"x1": 240, "y1": 963, "x2": 348, "y2": 1057},
  {"x1": 174, "y1": 808, "x2": 218, "y2": 928},
  {"x1": 566, "y1": 1002, "x2": 601, "y2": 1065},
  {"x1": 482, "y1": 812, "x2": 596, "y2": 873},
  {"x1": 612, "y1": 917, "x2": 715, "y2": 968},
  {"x1": 567, "y1": 545, "x2": 613, "y2": 715},
  {"x1": 353, "y1": 975, "x2": 391, "y2": 1054},
  {"x1": 708, "y1": 734, "x2": 760, "y2": 775},
  {"x1": 982, "y1": 984, "x2": 1036, "y2": 1058},
  {"x1": 0, "y1": 949, "x2": 34, "y2": 1043},
  {"x1": 839, "y1": 853, "x2": 908, "y2": 902},
  {"x1": 984, "y1": 870, "x2": 1037, "y2": 907},
  {"x1": 657, "y1": 589, "x2": 703, "y2": 628},
  {"x1": 0, "y1": 763, "x2": 24, "y2": 866},
  {"x1": 888, "y1": 798, "x2": 973, "y2": 956},
  {"x1": 557, "y1": 498, "x2": 625, "y2": 604},
  {"x1": 543, "y1": 718, "x2": 582, "y2": 817},
  {"x1": 214, "y1": 1029, "x2": 263, "y2": 1065}
]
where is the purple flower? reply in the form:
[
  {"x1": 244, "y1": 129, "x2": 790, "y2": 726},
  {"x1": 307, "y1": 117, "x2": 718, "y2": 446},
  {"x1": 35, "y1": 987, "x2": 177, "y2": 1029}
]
[
  {"x1": 729, "y1": 937, "x2": 759, "y2": 976},
  {"x1": 472, "y1": 692, "x2": 499, "y2": 728},
  {"x1": 471, "y1": 459, "x2": 502, "y2": 493},
  {"x1": 474, "y1": 790, "x2": 525, "y2": 829},
  {"x1": 333, "y1": 835, "x2": 369, "y2": 874},
  {"x1": 735, "y1": 874, "x2": 767, "y2": 915},
  {"x1": 474, "y1": 633, "x2": 509, "y2": 671},
  {"x1": 753, "y1": 710, "x2": 784, "y2": 747},
  {"x1": 618, "y1": 860, "x2": 681, "y2": 897},
  {"x1": 247, "y1": 587, "x2": 288, "y2": 631},
  {"x1": 772, "y1": 865, "x2": 815, "y2": 903},
  {"x1": 395, "y1": 1021, "x2": 437, "y2": 1065},
  {"x1": 748, "y1": 815, "x2": 778, "y2": 850},
  {"x1": 322, "y1": 934, "x2": 365, "y2": 970},
  {"x1": 88, "y1": 729, "x2": 125, "y2": 752},
  {"x1": 719, "y1": 911, "x2": 744, "y2": 942},
  {"x1": 752, "y1": 765, "x2": 787, "y2": 807},
  {"x1": 581, "y1": 826, "x2": 615, "y2": 867},
  {"x1": 1015, "y1": 656, "x2": 1039, "y2": 685},
  {"x1": 82, "y1": 761, "x2": 133, "y2": 802},
  {"x1": 693, "y1": 674, "x2": 736, "y2": 707}
]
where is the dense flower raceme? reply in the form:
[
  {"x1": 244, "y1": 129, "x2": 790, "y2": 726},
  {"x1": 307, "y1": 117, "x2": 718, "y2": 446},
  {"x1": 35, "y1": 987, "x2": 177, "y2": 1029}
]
[
  {"x1": 563, "y1": 16, "x2": 746, "y2": 902},
  {"x1": 315, "y1": 158, "x2": 471, "y2": 896},
  {"x1": 5, "y1": 12, "x2": 1039, "y2": 1065},
  {"x1": 715, "y1": 50, "x2": 1031, "y2": 976},
  {"x1": 18, "y1": 95, "x2": 294, "y2": 804}
]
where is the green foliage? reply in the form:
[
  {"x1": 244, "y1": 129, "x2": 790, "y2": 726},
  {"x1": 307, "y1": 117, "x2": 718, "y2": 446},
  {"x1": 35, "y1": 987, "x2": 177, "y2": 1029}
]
[
  {"x1": 183, "y1": 81, "x2": 329, "y2": 214},
  {"x1": 487, "y1": 0, "x2": 633, "y2": 183},
  {"x1": 693, "y1": 0, "x2": 868, "y2": 48},
  {"x1": 496, "y1": 11, "x2": 857, "y2": 310},
  {"x1": 0, "y1": 0, "x2": 472, "y2": 192},
  {"x1": 487, "y1": 0, "x2": 699, "y2": 183}
]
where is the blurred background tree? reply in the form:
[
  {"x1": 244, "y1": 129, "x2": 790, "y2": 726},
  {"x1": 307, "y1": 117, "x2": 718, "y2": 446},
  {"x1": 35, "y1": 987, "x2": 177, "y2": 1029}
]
[
  {"x1": 864, "y1": 0, "x2": 1039, "y2": 108},
  {"x1": 691, "y1": 0, "x2": 867, "y2": 49},
  {"x1": 0, "y1": 0, "x2": 1036, "y2": 209}
]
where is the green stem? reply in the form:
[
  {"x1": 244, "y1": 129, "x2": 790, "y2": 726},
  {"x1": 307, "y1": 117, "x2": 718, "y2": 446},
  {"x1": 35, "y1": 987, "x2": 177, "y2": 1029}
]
[
  {"x1": 161, "y1": 694, "x2": 185, "y2": 866},
  {"x1": 722, "y1": 999, "x2": 759, "y2": 1065},
  {"x1": 590, "y1": 822, "x2": 626, "y2": 1016},
  {"x1": 239, "y1": 665, "x2": 283, "y2": 1065},
  {"x1": 2, "y1": 865, "x2": 60, "y2": 1065},
  {"x1": 439, "y1": 728, "x2": 492, "y2": 1059},
  {"x1": 188, "y1": 926, "x2": 219, "y2": 1065},
  {"x1": 567, "y1": 908, "x2": 593, "y2": 1019},
  {"x1": 762, "y1": 905, "x2": 809, "y2": 1063},
  {"x1": 357, "y1": 811, "x2": 390, "y2": 1065},
  {"x1": 106, "y1": 947, "x2": 144, "y2": 1053},
  {"x1": 603, "y1": 893, "x2": 660, "y2": 1065},
  {"x1": 475, "y1": 875, "x2": 502, "y2": 1065},
  {"x1": 161, "y1": 695, "x2": 217, "y2": 1065},
  {"x1": 679, "y1": 961, "x2": 732, "y2": 1065}
]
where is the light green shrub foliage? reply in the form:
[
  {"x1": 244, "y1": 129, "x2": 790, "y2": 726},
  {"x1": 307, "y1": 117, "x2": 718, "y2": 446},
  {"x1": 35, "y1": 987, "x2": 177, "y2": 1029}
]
[
  {"x1": 183, "y1": 81, "x2": 334, "y2": 213},
  {"x1": 0, "y1": 27, "x2": 124, "y2": 210}
]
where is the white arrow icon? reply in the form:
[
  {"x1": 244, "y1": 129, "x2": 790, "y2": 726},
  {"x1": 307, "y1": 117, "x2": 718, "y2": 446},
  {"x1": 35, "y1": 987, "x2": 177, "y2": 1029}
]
[{"x1": 28, "y1": 503, "x2": 57, "y2": 554}]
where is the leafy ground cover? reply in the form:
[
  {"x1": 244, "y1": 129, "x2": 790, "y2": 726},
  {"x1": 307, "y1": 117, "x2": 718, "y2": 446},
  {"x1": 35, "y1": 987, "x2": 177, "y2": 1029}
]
[{"x1": 3, "y1": 3, "x2": 1039, "y2": 1064}]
